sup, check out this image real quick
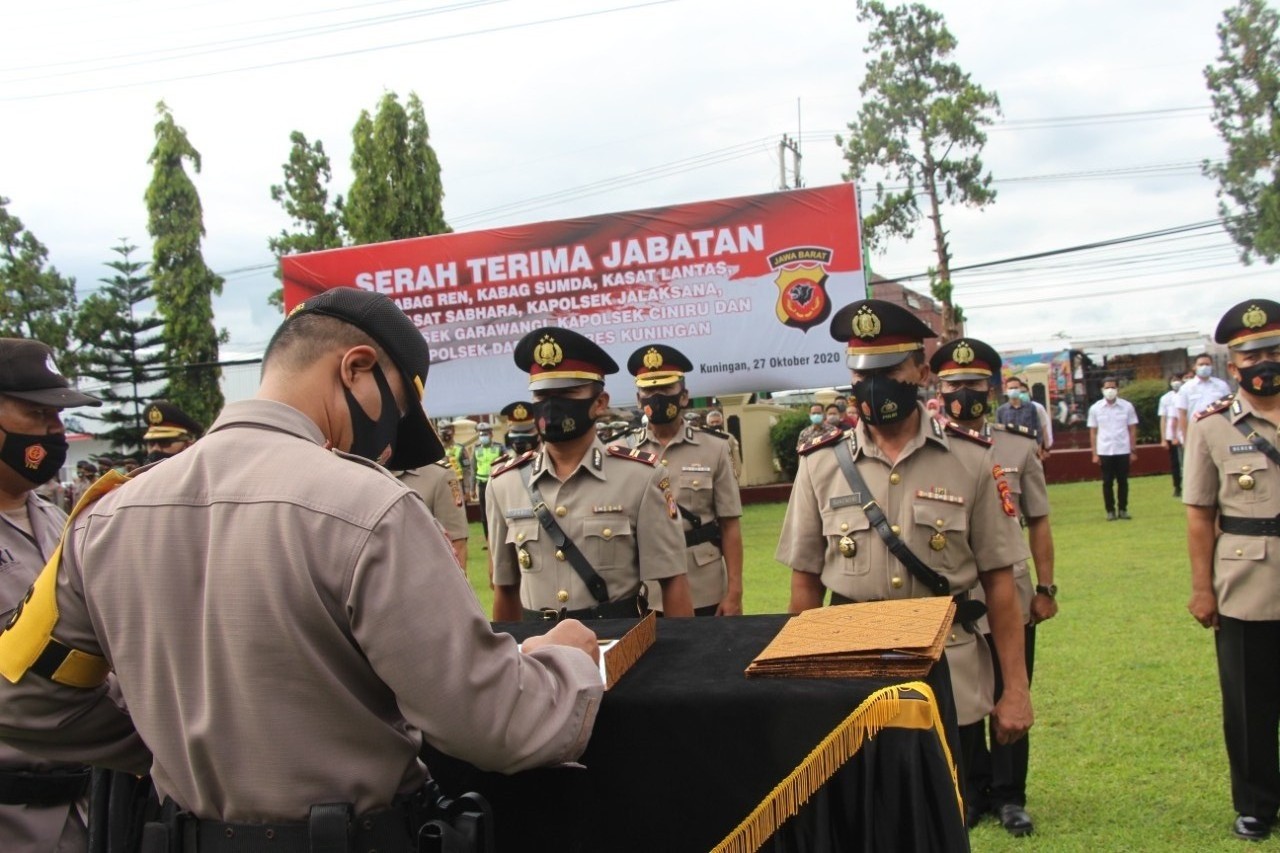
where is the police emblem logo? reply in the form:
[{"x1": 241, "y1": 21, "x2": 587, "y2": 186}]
[
  {"x1": 953, "y1": 342, "x2": 975, "y2": 364},
  {"x1": 147, "y1": 406, "x2": 163, "y2": 424},
  {"x1": 512, "y1": 404, "x2": 528, "y2": 421},
  {"x1": 642, "y1": 348, "x2": 664, "y2": 370},
  {"x1": 664, "y1": 403, "x2": 678, "y2": 420},
  {"x1": 562, "y1": 417, "x2": 575, "y2": 434},
  {"x1": 534, "y1": 335, "x2": 564, "y2": 367},
  {"x1": 767, "y1": 246, "x2": 834, "y2": 333},
  {"x1": 1243, "y1": 304, "x2": 1268, "y2": 329},
  {"x1": 853, "y1": 306, "x2": 881, "y2": 339},
  {"x1": 950, "y1": 398, "x2": 963, "y2": 417},
  {"x1": 24, "y1": 444, "x2": 46, "y2": 470},
  {"x1": 881, "y1": 399, "x2": 898, "y2": 416}
]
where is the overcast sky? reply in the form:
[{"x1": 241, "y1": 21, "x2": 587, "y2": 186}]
[{"x1": 1, "y1": 0, "x2": 1266, "y2": 365}]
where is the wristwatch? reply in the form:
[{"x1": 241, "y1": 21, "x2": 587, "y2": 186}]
[{"x1": 1035, "y1": 584, "x2": 1058, "y2": 598}]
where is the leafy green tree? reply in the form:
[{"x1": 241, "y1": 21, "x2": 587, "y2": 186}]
[
  {"x1": 345, "y1": 91, "x2": 450, "y2": 244},
  {"x1": 1204, "y1": 0, "x2": 1280, "y2": 263},
  {"x1": 839, "y1": 0, "x2": 1000, "y2": 340},
  {"x1": 145, "y1": 101, "x2": 226, "y2": 429},
  {"x1": 267, "y1": 131, "x2": 345, "y2": 310},
  {"x1": 75, "y1": 241, "x2": 166, "y2": 454},
  {"x1": 0, "y1": 196, "x2": 79, "y2": 368}
]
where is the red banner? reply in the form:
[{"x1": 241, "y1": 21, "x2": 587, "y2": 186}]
[{"x1": 283, "y1": 183, "x2": 864, "y2": 415}]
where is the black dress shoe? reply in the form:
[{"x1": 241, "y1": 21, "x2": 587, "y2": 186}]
[
  {"x1": 997, "y1": 803, "x2": 1034, "y2": 837},
  {"x1": 1234, "y1": 815, "x2": 1271, "y2": 840}
]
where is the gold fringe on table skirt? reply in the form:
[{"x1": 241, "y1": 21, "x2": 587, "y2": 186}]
[{"x1": 711, "y1": 680, "x2": 962, "y2": 853}]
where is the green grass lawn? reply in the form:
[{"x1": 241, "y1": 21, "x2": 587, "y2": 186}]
[{"x1": 461, "y1": 473, "x2": 1267, "y2": 850}]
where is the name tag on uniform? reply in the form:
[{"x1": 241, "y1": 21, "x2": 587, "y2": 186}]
[
  {"x1": 1002, "y1": 467, "x2": 1020, "y2": 474},
  {"x1": 681, "y1": 464, "x2": 712, "y2": 473},
  {"x1": 1230, "y1": 444, "x2": 1256, "y2": 454},
  {"x1": 505, "y1": 508, "x2": 535, "y2": 519},
  {"x1": 593, "y1": 505, "x2": 624, "y2": 514},
  {"x1": 829, "y1": 494, "x2": 862, "y2": 509},
  {"x1": 915, "y1": 489, "x2": 966, "y2": 505}
]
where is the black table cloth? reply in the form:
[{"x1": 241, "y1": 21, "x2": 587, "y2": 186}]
[{"x1": 423, "y1": 614, "x2": 969, "y2": 853}]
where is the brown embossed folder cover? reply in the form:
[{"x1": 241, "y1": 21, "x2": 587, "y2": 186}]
[{"x1": 745, "y1": 598, "x2": 955, "y2": 679}]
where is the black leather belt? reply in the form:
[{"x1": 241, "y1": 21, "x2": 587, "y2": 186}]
[
  {"x1": 829, "y1": 592, "x2": 986, "y2": 634},
  {"x1": 684, "y1": 522, "x2": 722, "y2": 549},
  {"x1": 522, "y1": 594, "x2": 646, "y2": 623},
  {"x1": 1220, "y1": 515, "x2": 1280, "y2": 537},
  {"x1": 0, "y1": 766, "x2": 90, "y2": 806}
]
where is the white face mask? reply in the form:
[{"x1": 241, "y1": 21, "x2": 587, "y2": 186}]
[
  {"x1": 1103, "y1": 388, "x2": 1118, "y2": 402},
  {"x1": 1171, "y1": 381, "x2": 1182, "y2": 391},
  {"x1": 1196, "y1": 364, "x2": 1213, "y2": 379}
]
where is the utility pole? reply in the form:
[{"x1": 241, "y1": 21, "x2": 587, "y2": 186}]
[{"x1": 779, "y1": 134, "x2": 802, "y2": 190}]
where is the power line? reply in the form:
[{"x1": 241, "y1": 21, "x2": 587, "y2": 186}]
[{"x1": 1, "y1": 0, "x2": 681, "y2": 102}]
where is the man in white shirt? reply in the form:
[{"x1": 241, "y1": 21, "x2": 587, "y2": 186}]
[
  {"x1": 1176, "y1": 353, "x2": 1232, "y2": 439},
  {"x1": 1087, "y1": 377, "x2": 1139, "y2": 521},
  {"x1": 1158, "y1": 374, "x2": 1184, "y2": 497}
]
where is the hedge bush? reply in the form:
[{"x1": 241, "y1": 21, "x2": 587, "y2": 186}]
[{"x1": 769, "y1": 408, "x2": 811, "y2": 481}]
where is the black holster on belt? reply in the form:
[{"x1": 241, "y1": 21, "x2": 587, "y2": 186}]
[
  {"x1": 137, "y1": 780, "x2": 494, "y2": 853},
  {"x1": 0, "y1": 766, "x2": 90, "y2": 806},
  {"x1": 684, "y1": 520, "x2": 722, "y2": 550}
]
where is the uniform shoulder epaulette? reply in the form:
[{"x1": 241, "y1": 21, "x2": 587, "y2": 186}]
[
  {"x1": 696, "y1": 426, "x2": 729, "y2": 440},
  {"x1": 945, "y1": 421, "x2": 993, "y2": 446},
  {"x1": 606, "y1": 444, "x2": 657, "y2": 465},
  {"x1": 433, "y1": 457, "x2": 453, "y2": 469},
  {"x1": 991, "y1": 423, "x2": 1039, "y2": 441},
  {"x1": 1195, "y1": 394, "x2": 1236, "y2": 421},
  {"x1": 491, "y1": 450, "x2": 535, "y2": 478},
  {"x1": 797, "y1": 429, "x2": 843, "y2": 456}
]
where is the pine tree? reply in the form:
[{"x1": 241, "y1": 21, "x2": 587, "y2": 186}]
[
  {"x1": 839, "y1": 1, "x2": 1000, "y2": 340},
  {"x1": 145, "y1": 101, "x2": 225, "y2": 428},
  {"x1": 75, "y1": 241, "x2": 166, "y2": 455},
  {"x1": 267, "y1": 131, "x2": 345, "y2": 310},
  {"x1": 0, "y1": 196, "x2": 79, "y2": 369},
  {"x1": 1204, "y1": 0, "x2": 1280, "y2": 263},
  {"x1": 345, "y1": 91, "x2": 450, "y2": 244}
]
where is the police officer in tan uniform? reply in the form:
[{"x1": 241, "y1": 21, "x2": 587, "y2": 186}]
[
  {"x1": 487, "y1": 327, "x2": 692, "y2": 621},
  {"x1": 776, "y1": 300, "x2": 1033, "y2": 820},
  {"x1": 397, "y1": 459, "x2": 469, "y2": 570},
  {"x1": 1184, "y1": 298, "x2": 1280, "y2": 841},
  {"x1": 500, "y1": 401, "x2": 540, "y2": 458},
  {"x1": 140, "y1": 400, "x2": 203, "y2": 464},
  {"x1": 932, "y1": 337, "x2": 1058, "y2": 836},
  {"x1": 703, "y1": 409, "x2": 741, "y2": 481},
  {"x1": 613, "y1": 345, "x2": 744, "y2": 616},
  {"x1": 0, "y1": 289, "x2": 604, "y2": 851},
  {"x1": 0, "y1": 339, "x2": 102, "y2": 853}
]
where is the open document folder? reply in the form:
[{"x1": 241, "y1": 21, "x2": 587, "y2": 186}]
[{"x1": 746, "y1": 597, "x2": 956, "y2": 679}]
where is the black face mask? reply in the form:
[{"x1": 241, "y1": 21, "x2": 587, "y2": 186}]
[
  {"x1": 1238, "y1": 360, "x2": 1280, "y2": 397},
  {"x1": 851, "y1": 375, "x2": 919, "y2": 426},
  {"x1": 509, "y1": 436, "x2": 538, "y2": 455},
  {"x1": 0, "y1": 430, "x2": 68, "y2": 485},
  {"x1": 344, "y1": 364, "x2": 401, "y2": 465},
  {"x1": 941, "y1": 388, "x2": 990, "y2": 421},
  {"x1": 533, "y1": 395, "x2": 599, "y2": 443},
  {"x1": 641, "y1": 392, "x2": 683, "y2": 425}
]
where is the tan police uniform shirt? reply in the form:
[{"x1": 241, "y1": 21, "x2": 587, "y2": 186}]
[
  {"x1": 971, "y1": 424, "x2": 1052, "y2": 629},
  {"x1": 0, "y1": 493, "x2": 88, "y2": 853},
  {"x1": 775, "y1": 406, "x2": 1029, "y2": 725},
  {"x1": 487, "y1": 439, "x2": 688, "y2": 612},
  {"x1": 1183, "y1": 394, "x2": 1280, "y2": 621},
  {"x1": 0, "y1": 400, "x2": 602, "y2": 822},
  {"x1": 397, "y1": 460, "x2": 469, "y2": 543},
  {"x1": 613, "y1": 426, "x2": 742, "y2": 611}
]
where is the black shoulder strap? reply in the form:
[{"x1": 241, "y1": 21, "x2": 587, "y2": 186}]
[
  {"x1": 832, "y1": 439, "x2": 950, "y2": 596},
  {"x1": 1233, "y1": 418, "x2": 1280, "y2": 468},
  {"x1": 518, "y1": 466, "x2": 609, "y2": 604}
]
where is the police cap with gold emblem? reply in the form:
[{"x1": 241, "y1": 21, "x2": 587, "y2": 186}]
[
  {"x1": 929, "y1": 337, "x2": 1002, "y2": 382},
  {"x1": 277, "y1": 286, "x2": 443, "y2": 469},
  {"x1": 829, "y1": 299, "x2": 937, "y2": 370},
  {"x1": 627, "y1": 344, "x2": 693, "y2": 389},
  {"x1": 1214, "y1": 298, "x2": 1280, "y2": 352},
  {"x1": 501, "y1": 400, "x2": 536, "y2": 431},
  {"x1": 142, "y1": 400, "x2": 204, "y2": 441},
  {"x1": 514, "y1": 326, "x2": 619, "y2": 391}
]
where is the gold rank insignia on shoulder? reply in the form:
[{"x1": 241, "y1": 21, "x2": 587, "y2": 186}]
[
  {"x1": 915, "y1": 489, "x2": 965, "y2": 505},
  {"x1": 607, "y1": 445, "x2": 656, "y2": 465},
  {"x1": 1195, "y1": 395, "x2": 1235, "y2": 420}
]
